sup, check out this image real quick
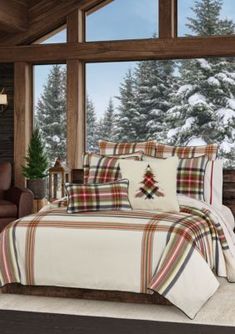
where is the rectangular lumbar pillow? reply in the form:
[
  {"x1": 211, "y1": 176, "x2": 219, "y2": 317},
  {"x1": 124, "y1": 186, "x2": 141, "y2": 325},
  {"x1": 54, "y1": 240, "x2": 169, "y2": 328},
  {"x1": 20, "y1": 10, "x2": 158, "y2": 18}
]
[
  {"x1": 118, "y1": 157, "x2": 179, "y2": 212},
  {"x1": 83, "y1": 152, "x2": 143, "y2": 184},
  {"x1": 98, "y1": 140, "x2": 156, "y2": 157},
  {"x1": 154, "y1": 142, "x2": 218, "y2": 160},
  {"x1": 66, "y1": 179, "x2": 132, "y2": 213}
]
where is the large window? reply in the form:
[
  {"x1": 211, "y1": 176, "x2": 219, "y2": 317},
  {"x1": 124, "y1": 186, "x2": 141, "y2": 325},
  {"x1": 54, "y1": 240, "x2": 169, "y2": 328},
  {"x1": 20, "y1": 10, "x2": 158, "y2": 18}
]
[
  {"x1": 86, "y1": 0, "x2": 158, "y2": 41},
  {"x1": 85, "y1": 0, "x2": 235, "y2": 168},
  {"x1": 178, "y1": 0, "x2": 235, "y2": 37},
  {"x1": 33, "y1": 64, "x2": 67, "y2": 165},
  {"x1": 86, "y1": 57, "x2": 235, "y2": 167}
]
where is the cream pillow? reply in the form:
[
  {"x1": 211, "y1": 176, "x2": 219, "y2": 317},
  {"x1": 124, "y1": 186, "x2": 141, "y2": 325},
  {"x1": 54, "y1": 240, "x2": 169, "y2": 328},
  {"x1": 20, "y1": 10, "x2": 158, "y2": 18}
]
[{"x1": 119, "y1": 157, "x2": 179, "y2": 212}]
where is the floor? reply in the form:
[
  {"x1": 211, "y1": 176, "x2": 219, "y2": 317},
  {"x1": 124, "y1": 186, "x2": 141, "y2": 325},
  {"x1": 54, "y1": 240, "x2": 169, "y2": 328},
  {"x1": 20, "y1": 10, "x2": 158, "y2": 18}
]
[{"x1": 0, "y1": 278, "x2": 234, "y2": 327}]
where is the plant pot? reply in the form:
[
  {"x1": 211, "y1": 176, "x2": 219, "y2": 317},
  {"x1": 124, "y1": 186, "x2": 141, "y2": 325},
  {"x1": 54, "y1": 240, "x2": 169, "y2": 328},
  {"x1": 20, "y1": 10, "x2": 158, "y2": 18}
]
[{"x1": 27, "y1": 178, "x2": 47, "y2": 199}]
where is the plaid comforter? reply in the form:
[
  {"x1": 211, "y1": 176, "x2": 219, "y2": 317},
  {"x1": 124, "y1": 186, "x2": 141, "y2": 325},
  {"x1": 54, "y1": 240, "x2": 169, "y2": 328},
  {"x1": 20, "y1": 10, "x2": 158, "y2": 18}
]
[{"x1": 0, "y1": 199, "x2": 235, "y2": 319}]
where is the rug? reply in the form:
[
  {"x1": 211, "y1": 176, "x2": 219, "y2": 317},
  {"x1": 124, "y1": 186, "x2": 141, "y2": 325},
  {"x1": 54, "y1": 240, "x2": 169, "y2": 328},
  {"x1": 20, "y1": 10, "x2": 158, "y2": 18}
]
[{"x1": 0, "y1": 310, "x2": 234, "y2": 334}]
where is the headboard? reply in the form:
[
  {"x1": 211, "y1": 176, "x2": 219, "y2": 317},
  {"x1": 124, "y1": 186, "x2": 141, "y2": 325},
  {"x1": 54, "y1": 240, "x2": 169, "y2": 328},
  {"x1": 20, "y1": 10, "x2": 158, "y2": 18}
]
[
  {"x1": 223, "y1": 169, "x2": 235, "y2": 217},
  {"x1": 71, "y1": 169, "x2": 235, "y2": 218}
]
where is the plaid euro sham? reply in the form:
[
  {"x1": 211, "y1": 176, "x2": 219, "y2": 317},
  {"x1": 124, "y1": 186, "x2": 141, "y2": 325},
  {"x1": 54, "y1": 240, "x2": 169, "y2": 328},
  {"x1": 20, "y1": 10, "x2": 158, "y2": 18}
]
[
  {"x1": 177, "y1": 156, "x2": 208, "y2": 200},
  {"x1": 83, "y1": 152, "x2": 143, "y2": 184},
  {"x1": 154, "y1": 142, "x2": 218, "y2": 160},
  {"x1": 99, "y1": 140, "x2": 156, "y2": 156},
  {"x1": 66, "y1": 179, "x2": 131, "y2": 213}
]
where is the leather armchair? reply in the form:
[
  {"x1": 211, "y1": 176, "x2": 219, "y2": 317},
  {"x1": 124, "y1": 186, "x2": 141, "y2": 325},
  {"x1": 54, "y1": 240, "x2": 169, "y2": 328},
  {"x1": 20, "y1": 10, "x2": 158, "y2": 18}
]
[{"x1": 0, "y1": 162, "x2": 33, "y2": 232}]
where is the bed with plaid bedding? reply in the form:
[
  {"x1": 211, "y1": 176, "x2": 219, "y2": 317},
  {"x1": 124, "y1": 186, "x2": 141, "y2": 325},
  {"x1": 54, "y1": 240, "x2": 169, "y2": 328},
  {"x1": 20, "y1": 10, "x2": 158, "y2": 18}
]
[{"x1": 0, "y1": 197, "x2": 235, "y2": 319}]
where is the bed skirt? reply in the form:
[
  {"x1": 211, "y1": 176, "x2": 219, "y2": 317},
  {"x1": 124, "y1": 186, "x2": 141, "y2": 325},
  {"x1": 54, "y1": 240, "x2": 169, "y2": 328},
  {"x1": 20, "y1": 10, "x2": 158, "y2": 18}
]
[{"x1": 1, "y1": 284, "x2": 171, "y2": 305}]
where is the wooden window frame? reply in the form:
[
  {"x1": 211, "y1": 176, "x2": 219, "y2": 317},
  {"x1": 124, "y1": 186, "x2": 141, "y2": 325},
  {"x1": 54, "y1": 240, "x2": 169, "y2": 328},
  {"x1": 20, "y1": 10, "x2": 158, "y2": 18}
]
[{"x1": 2, "y1": 0, "x2": 235, "y2": 184}]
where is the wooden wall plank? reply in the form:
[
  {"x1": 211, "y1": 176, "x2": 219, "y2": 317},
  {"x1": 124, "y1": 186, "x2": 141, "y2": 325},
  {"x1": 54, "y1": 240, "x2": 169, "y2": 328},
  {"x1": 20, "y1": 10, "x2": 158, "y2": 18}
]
[
  {"x1": 0, "y1": 64, "x2": 14, "y2": 164},
  {"x1": 14, "y1": 62, "x2": 32, "y2": 187},
  {"x1": 0, "y1": 35, "x2": 235, "y2": 63},
  {"x1": 159, "y1": 0, "x2": 177, "y2": 38}
]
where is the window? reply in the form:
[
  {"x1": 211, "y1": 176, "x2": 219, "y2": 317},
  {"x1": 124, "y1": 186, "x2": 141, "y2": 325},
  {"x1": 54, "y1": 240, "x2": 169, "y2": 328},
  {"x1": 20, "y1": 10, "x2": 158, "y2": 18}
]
[
  {"x1": 34, "y1": 26, "x2": 67, "y2": 44},
  {"x1": 178, "y1": 0, "x2": 235, "y2": 37},
  {"x1": 33, "y1": 64, "x2": 67, "y2": 164},
  {"x1": 86, "y1": 58, "x2": 235, "y2": 167},
  {"x1": 86, "y1": 0, "x2": 158, "y2": 41}
]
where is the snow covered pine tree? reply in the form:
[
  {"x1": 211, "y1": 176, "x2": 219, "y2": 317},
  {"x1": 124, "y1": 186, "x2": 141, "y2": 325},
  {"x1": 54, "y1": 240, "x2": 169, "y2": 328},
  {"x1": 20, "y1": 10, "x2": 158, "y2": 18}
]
[
  {"x1": 166, "y1": 0, "x2": 235, "y2": 167},
  {"x1": 36, "y1": 65, "x2": 67, "y2": 163}
]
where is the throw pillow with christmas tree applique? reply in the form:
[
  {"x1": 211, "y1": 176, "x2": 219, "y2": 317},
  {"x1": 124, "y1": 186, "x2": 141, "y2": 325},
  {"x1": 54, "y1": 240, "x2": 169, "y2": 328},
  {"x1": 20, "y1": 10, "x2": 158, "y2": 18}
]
[{"x1": 118, "y1": 157, "x2": 179, "y2": 213}]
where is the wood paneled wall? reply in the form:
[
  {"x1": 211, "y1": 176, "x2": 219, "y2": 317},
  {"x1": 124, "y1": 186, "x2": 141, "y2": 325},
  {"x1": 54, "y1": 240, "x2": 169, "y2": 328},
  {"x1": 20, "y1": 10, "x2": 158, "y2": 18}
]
[{"x1": 0, "y1": 64, "x2": 14, "y2": 164}]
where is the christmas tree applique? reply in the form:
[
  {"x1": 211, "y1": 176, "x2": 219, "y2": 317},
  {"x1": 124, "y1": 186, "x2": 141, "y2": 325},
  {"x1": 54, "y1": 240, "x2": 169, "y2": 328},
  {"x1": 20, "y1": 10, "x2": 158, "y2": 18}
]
[{"x1": 136, "y1": 165, "x2": 164, "y2": 199}]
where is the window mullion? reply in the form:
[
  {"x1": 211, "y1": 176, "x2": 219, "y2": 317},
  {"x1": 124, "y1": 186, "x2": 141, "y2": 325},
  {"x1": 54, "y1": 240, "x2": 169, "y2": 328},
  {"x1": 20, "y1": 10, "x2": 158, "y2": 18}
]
[{"x1": 159, "y1": 0, "x2": 177, "y2": 39}]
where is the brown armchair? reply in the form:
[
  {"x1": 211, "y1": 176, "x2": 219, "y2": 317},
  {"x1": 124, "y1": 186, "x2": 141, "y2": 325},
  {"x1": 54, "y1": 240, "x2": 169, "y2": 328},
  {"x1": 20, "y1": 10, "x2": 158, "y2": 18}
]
[{"x1": 0, "y1": 162, "x2": 33, "y2": 232}]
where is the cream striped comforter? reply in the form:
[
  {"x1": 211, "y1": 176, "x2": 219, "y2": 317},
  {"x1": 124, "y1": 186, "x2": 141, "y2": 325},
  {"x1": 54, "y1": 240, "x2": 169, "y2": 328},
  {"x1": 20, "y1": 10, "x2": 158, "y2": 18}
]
[{"x1": 0, "y1": 196, "x2": 235, "y2": 319}]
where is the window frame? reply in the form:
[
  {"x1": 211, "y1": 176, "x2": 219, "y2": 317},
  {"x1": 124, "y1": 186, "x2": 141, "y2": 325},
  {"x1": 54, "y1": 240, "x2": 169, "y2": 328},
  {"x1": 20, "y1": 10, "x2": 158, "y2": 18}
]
[{"x1": 3, "y1": 0, "x2": 235, "y2": 184}]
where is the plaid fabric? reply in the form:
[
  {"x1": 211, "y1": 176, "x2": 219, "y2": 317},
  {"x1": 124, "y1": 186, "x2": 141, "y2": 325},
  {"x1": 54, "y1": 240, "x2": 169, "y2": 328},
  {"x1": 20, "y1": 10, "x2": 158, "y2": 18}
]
[
  {"x1": 66, "y1": 179, "x2": 131, "y2": 213},
  {"x1": 155, "y1": 142, "x2": 218, "y2": 160},
  {"x1": 83, "y1": 152, "x2": 143, "y2": 184},
  {"x1": 99, "y1": 140, "x2": 156, "y2": 156},
  {"x1": 0, "y1": 202, "x2": 233, "y2": 319},
  {"x1": 88, "y1": 155, "x2": 121, "y2": 184},
  {"x1": 177, "y1": 156, "x2": 208, "y2": 200}
]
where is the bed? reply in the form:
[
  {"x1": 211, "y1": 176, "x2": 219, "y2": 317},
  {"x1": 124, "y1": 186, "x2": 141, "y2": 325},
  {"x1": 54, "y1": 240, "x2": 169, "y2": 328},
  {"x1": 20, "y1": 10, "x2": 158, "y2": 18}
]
[{"x1": 0, "y1": 141, "x2": 235, "y2": 319}]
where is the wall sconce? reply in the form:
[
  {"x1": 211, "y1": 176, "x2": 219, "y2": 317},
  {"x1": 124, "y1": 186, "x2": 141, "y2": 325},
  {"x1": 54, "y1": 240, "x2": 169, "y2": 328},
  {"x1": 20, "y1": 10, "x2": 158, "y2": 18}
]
[{"x1": 0, "y1": 89, "x2": 8, "y2": 113}]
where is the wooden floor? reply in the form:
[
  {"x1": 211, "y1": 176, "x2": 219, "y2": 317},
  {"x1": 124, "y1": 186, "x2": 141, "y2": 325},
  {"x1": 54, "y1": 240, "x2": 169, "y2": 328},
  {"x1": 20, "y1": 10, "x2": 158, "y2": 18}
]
[{"x1": 0, "y1": 310, "x2": 234, "y2": 334}]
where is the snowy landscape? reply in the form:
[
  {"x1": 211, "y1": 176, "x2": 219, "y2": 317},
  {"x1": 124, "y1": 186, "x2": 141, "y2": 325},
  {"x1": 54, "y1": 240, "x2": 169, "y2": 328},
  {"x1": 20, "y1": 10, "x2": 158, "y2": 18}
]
[{"x1": 34, "y1": 0, "x2": 235, "y2": 167}]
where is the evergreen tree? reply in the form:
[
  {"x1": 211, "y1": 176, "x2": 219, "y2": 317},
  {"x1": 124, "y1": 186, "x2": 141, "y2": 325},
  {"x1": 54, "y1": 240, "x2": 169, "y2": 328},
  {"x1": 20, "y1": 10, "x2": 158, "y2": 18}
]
[
  {"x1": 86, "y1": 96, "x2": 98, "y2": 151},
  {"x1": 116, "y1": 60, "x2": 175, "y2": 142},
  {"x1": 166, "y1": 0, "x2": 235, "y2": 166},
  {"x1": 36, "y1": 65, "x2": 67, "y2": 163},
  {"x1": 96, "y1": 98, "x2": 117, "y2": 142},
  {"x1": 187, "y1": 0, "x2": 234, "y2": 36},
  {"x1": 115, "y1": 69, "x2": 139, "y2": 141},
  {"x1": 22, "y1": 128, "x2": 49, "y2": 179},
  {"x1": 144, "y1": 60, "x2": 175, "y2": 141}
]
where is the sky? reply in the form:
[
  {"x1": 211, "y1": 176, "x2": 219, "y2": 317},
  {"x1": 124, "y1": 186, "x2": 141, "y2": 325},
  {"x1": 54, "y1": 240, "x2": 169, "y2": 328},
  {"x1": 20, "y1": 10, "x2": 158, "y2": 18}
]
[{"x1": 34, "y1": 0, "x2": 235, "y2": 118}]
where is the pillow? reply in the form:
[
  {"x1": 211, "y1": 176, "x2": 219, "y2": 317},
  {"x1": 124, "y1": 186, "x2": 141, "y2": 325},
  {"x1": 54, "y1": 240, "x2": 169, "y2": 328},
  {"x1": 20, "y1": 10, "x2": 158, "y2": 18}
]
[
  {"x1": 143, "y1": 154, "x2": 209, "y2": 201},
  {"x1": 204, "y1": 159, "x2": 223, "y2": 208},
  {"x1": 154, "y1": 142, "x2": 218, "y2": 160},
  {"x1": 87, "y1": 155, "x2": 122, "y2": 184},
  {"x1": 99, "y1": 140, "x2": 156, "y2": 156},
  {"x1": 118, "y1": 157, "x2": 179, "y2": 212},
  {"x1": 66, "y1": 179, "x2": 131, "y2": 213},
  {"x1": 177, "y1": 156, "x2": 208, "y2": 200},
  {"x1": 83, "y1": 152, "x2": 143, "y2": 184}
]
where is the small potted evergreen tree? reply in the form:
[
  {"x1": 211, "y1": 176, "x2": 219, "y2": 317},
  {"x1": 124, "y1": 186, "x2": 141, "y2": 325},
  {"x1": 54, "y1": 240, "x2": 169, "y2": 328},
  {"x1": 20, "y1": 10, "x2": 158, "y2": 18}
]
[{"x1": 22, "y1": 128, "x2": 49, "y2": 199}]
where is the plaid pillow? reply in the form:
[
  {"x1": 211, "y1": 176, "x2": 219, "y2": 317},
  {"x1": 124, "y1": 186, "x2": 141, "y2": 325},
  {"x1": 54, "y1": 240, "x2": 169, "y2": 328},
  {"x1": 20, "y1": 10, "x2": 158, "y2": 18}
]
[
  {"x1": 83, "y1": 151, "x2": 143, "y2": 183},
  {"x1": 66, "y1": 179, "x2": 131, "y2": 213},
  {"x1": 154, "y1": 142, "x2": 218, "y2": 160},
  {"x1": 177, "y1": 156, "x2": 208, "y2": 200},
  {"x1": 88, "y1": 155, "x2": 121, "y2": 184},
  {"x1": 99, "y1": 140, "x2": 156, "y2": 156}
]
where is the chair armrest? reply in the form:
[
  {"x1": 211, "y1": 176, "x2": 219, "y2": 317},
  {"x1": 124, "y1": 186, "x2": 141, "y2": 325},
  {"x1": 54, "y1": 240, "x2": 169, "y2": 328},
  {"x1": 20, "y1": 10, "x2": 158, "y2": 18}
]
[{"x1": 5, "y1": 187, "x2": 34, "y2": 218}]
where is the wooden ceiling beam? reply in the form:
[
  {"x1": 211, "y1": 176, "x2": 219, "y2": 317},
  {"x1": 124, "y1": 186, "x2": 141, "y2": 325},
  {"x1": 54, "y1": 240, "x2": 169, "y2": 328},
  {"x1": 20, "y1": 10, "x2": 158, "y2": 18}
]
[
  {"x1": 0, "y1": 35, "x2": 234, "y2": 63},
  {"x1": 0, "y1": 0, "x2": 112, "y2": 46},
  {"x1": 0, "y1": 0, "x2": 28, "y2": 33}
]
